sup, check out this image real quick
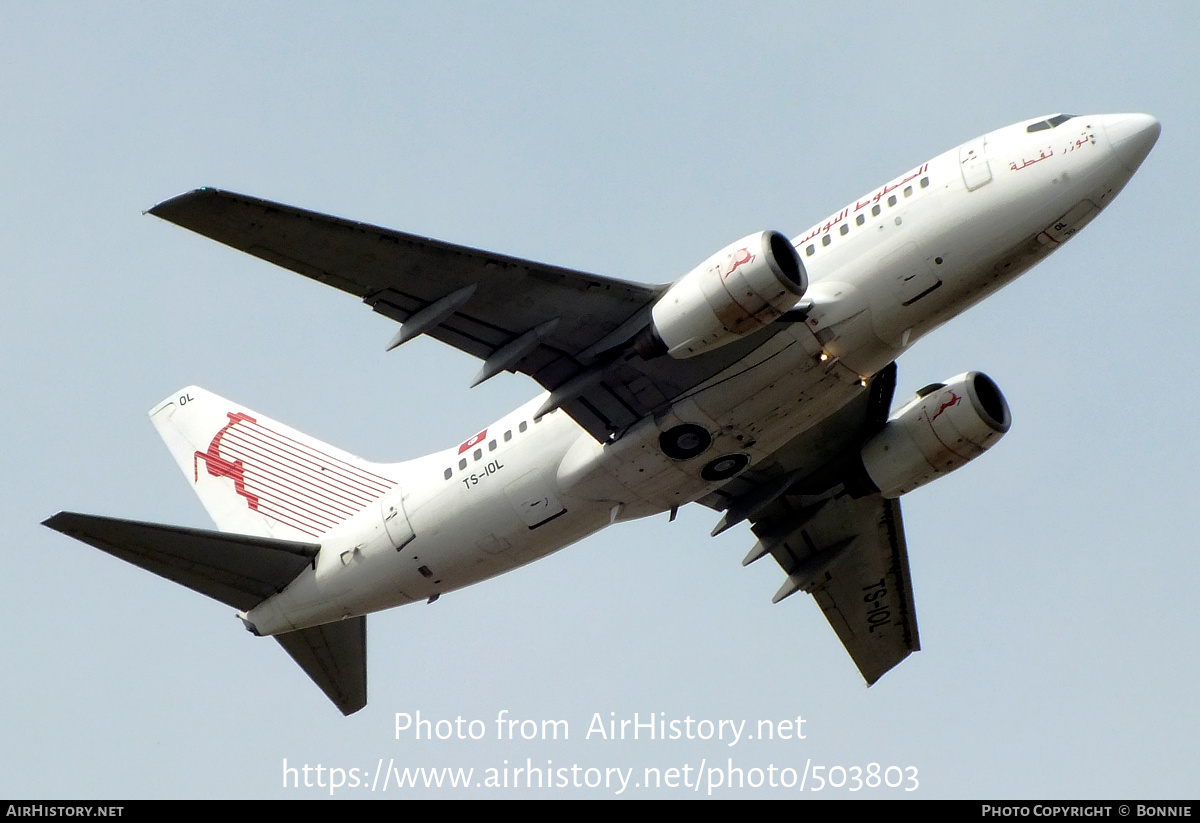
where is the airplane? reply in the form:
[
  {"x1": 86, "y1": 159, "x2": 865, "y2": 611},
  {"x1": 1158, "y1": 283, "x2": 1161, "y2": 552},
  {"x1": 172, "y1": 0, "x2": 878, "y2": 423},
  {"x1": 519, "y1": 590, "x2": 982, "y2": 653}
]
[{"x1": 44, "y1": 112, "x2": 1160, "y2": 715}]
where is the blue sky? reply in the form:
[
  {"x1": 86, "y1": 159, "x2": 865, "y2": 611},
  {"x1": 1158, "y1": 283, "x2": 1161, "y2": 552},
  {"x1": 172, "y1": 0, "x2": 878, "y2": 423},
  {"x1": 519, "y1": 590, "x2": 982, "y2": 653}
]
[{"x1": 3, "y1": 2, "x2": 1197, "y2": 798}]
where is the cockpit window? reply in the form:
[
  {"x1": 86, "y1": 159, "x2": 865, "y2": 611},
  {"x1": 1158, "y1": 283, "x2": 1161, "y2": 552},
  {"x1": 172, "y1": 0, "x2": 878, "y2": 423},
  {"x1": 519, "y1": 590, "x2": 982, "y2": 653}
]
[{"x1": 1026, "y1": 114, "x2": 1077, "y2": 133}]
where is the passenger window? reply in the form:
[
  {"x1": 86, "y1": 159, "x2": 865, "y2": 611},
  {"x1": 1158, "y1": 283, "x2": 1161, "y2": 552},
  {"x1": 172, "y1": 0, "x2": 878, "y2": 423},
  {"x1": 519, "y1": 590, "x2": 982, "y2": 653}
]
[
  {"x1": 473, "y1": 448, "x2": 482, "y2": 461},
  {"x1": 887, "y1": 195, "x2": 897, "y2": 207},
  {"x1": 821, "y1": 234, "x2": 832, "y2": 247},
  {"x1": 856, "y1": 214, "x2": 865, "y2": 226},
  {"x1": 806, "y1": 244, "x2": 815, "y2": 256},
  {"x1": 488, "y1": 440, "x2": 497, "y2": 451},
  {"x1": 839, "y1": 224, "x2": 849, "y2": 236},
  {"x1": 444, "y1": 468, "x2": 452, "y2": 480},
  {"x1": 519, "y1": 421, "x2": 528, "y2": 433},
  {"x1": 458, "y1": 458, "x2": 467, "y2": 470},
  {"x1": 920, "y1": 177, "x2": 929, "y2": 188},
  {"x1": 903, "y1": 186, "x2": 912, "y2": 197},
  {"x1": 504, "y1": 430, "x2": 512, "y2": 441},
  {"x1": 872, "y1": 204, "x2": 881, "y2": 217}
]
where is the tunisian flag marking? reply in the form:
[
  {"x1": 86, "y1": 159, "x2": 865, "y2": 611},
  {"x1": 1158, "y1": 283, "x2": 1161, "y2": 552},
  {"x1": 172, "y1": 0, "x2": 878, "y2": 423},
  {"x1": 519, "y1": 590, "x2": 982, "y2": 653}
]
[{"x1": 458, "y1": 429, "x2": 487, "y2": 454}]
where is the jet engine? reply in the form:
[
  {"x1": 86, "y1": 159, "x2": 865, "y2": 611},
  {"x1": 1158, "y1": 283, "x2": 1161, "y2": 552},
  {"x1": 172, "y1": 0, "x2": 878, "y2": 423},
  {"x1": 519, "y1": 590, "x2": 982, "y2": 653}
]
[
  {"x1": 639, "y1": 231, "x2": 807, "y2": 359},
  {"x1": 858, "y1": 372, "x2": 1011, "y2": 498}
]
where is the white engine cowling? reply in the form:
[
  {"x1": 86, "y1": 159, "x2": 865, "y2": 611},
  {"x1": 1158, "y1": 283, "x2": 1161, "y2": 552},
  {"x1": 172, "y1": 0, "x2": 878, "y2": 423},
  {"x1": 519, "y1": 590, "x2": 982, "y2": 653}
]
[
  {"x1": 860, "y1": 372, "x2": 1011, "y2": 498},
  {"x1": 647, "y1": 230, "x2": 806, "y2": 359}
]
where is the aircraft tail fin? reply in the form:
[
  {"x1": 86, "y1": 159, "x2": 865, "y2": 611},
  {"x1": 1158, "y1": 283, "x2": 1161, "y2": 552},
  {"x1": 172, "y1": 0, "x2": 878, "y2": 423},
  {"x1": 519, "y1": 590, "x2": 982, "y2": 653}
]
[{"x1": 150, "y1": 387, "x2": 399, "y2": 541}]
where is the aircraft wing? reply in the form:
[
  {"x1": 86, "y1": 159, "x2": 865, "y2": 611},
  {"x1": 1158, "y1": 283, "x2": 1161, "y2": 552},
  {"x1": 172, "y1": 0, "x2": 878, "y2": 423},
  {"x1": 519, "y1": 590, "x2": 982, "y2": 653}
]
[
  {"x1": 149, "y1": 189, "x2": 781, "y2": 440},
  {"x1": 698, "y1": 363, "x2": 921, "y2": 684},
  {"x1": 807, "y1": 496, "x2": 918, "y2": 684},
  {"x1": 742, "y1": 489, "x2": 919, "y2": 684}
]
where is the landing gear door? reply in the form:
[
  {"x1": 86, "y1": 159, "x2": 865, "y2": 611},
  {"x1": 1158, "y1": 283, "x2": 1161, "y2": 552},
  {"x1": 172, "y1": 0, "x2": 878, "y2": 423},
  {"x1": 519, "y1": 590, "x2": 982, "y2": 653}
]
[
  {"x1": 959, "y1": 138, "x2": 992, "y2": 191},
  {"x1": 381, "y1": 488, "x2": 415, "y2": 549}
]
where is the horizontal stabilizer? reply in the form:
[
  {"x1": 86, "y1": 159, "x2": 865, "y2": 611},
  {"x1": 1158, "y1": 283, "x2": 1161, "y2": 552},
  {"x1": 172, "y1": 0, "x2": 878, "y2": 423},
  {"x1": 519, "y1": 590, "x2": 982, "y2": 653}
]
[
  {"x1": 275, "y1": 618, "x2": 367, "y2": 715},
  {"x1": 43, "y1": 512, "x2": 319, "y2": 611}
]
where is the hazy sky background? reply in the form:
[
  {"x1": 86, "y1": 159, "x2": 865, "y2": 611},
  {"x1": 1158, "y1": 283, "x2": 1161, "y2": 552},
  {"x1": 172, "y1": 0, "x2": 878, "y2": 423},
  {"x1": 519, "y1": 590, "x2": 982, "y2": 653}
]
[{"x1": 4, "y1": 2, "x2": 1196, "y2": 798}]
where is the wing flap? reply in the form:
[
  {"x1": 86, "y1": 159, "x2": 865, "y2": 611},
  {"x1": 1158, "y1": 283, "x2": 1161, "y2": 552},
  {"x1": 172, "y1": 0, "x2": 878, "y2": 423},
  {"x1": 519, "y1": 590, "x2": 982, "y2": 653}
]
[
  {"x1": 275, "y1": 618, "x2": 367, "y2": 716},
  {"x1": 43, "y1": 512, "x2": 318, "y2": 611}
]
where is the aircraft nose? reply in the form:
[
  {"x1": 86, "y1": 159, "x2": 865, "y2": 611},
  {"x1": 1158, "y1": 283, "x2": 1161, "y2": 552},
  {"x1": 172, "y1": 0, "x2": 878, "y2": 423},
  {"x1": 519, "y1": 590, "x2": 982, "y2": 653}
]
[{"x1": 1103, "y1": 113, "x2": 1161, "y2": 173}]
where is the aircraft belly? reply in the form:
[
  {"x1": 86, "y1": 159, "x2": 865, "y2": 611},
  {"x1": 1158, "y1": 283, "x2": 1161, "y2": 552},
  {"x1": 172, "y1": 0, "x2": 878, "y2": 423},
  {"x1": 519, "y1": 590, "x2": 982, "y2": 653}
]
[
  {"x1": 253, "y1": 327, "x2": 872, "y2": 633},
  {"x1": 253, "y1": 478, "x2": 613, "y2": 633},
  {"x1": 397, "y1": 490, "x2": 611, "y2": 596},
  {"x1": 558, "y1": 322, "x2": 866, "y2": 513},
  {"x1": 355, "y1": 415, "x2": 613, "y2": 603},
  {"x1": 503, "y1": 468, "x2": 567, "y2": 528}
]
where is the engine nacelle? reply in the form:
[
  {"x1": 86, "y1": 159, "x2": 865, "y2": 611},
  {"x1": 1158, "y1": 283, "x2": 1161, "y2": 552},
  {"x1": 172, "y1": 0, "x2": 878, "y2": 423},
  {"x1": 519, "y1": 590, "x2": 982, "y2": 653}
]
[
  {"x1": 644, "y1": 231, "x2": 807, "y2": 359},
  {"x1": 859, "y1": 372, "x2": 1011, "y2": 498}
]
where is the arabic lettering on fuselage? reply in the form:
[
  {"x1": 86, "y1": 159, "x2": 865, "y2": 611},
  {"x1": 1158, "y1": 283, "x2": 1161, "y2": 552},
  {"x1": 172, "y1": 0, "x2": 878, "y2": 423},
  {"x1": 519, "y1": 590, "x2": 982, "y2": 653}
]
[
  {"x1": 1008, "y1": 129, "x2": 1097, "y2": 172},
  {"x1": 1062, "y1": 128, "x2": 1097, "y2": 152},
  {"x1": 1009, "y1": 147, "x2": 1054, "y2": 172},
  {"x1": 799, "y1": 163, "x2": 930, "y2": 244}
]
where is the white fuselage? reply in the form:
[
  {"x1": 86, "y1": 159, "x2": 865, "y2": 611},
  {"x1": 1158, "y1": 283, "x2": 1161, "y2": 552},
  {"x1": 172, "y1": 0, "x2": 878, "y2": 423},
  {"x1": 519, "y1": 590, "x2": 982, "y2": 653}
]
[{"x1": 245, "y1": 113, "x2": 1157, "y2": 636}]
